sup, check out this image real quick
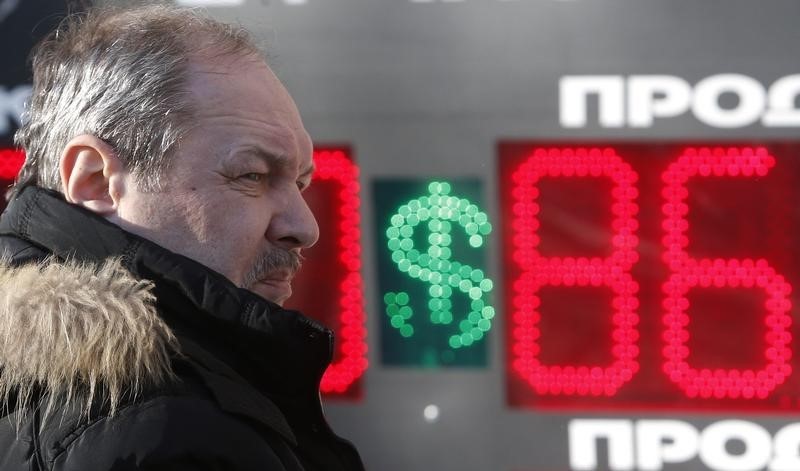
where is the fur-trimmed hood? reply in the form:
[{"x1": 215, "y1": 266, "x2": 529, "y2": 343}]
[{"x1": 0, "y1": 257, "x2": 179, "y2": 417}]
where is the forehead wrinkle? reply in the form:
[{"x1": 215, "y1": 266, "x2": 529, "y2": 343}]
[{"x1": 184, "y1": 56, "x2": 313, "y2": 176}]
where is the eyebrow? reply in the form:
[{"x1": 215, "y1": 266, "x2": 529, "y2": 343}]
[
  {"x1": 239, "y1": 147, "x2": 315, "y2": 179},
  {"x1": 240, "y1": 147, "x2": 288, "y2": 169}
]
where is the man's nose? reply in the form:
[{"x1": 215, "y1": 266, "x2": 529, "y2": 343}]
[{"x1": 268, "y1": 187, "x2": 319, "y2": 251}]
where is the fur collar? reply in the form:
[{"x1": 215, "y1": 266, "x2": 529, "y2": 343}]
[{"x1": 0, "y1": 257, "x2": 179, "y2": 418}]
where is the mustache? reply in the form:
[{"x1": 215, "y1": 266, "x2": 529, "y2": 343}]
[{"x1": 241, "y1": 247, "x2": 303, "y2": 289}]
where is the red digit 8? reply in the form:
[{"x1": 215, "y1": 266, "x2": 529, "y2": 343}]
[
  {"x1": 661, "y1": 147, "x2": 793, "y2": 399},
  {"x1": 511, "y1": 148, "x2": 640, "y2": 396}
]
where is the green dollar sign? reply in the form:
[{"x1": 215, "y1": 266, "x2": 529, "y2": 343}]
[{"x1": 383, "y1": 181, "x2": 495, "y2": 349}]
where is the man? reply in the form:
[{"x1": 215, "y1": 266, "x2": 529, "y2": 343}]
[{"x1": 0, "y1": 5, "x2": 364, "y2": 470}]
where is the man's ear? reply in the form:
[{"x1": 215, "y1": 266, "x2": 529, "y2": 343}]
[{"x1": 59, "y1": 134, "x2": 127, "y2": 215}]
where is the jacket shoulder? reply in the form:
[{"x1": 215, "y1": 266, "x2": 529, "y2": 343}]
[{"x1": 43, "y1": 393, "x2": 298, "y2": 471}]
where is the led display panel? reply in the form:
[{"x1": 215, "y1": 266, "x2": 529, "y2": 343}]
[
  {"x1": 285, "y1": 147, "x2": 368, "y2": 398},
  {"x1": 501, "y1": 142, "x2": 800, "y2": 412},
  {"x1": 374, "y1": 179, "x2": 495, "y2": 367}
]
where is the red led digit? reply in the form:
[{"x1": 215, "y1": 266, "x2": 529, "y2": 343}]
[
  {"x1": 661, "y1": 147, "x2": 793, "y2": 399},
  {"x1": 0, "y1": 149, "x2": 25, "y2": 180},
  {"x1": 311, "y1": 150, "x2": 368, "y2": 394},
  {"x1": 510, "y1": 148, "x2": 640, "y2": 396}
]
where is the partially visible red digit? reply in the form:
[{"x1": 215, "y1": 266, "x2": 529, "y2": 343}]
[
  {"x1": 0, "y1": 149, "x2": 25, "y2": 180},
  {"x1": 313, "y1": 150, "x2": 369, "y2": 394},
  {"x1": 661, "y1": 147, "x2": 792, "y2": 399}
]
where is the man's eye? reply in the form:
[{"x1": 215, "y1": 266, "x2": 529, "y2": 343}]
[{"x1": 240, "y1": 173, "x2": 263, "y2": 182}]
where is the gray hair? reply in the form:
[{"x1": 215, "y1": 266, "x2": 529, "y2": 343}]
[{"x1": 13, "y1": 4, "x2": 261, "y2": 193}]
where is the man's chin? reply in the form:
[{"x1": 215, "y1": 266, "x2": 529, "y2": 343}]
[{"x1": 248, "y1": 279, "x2": 292, "y2": 306}]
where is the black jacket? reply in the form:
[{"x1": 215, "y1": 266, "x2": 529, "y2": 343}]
[{"x1": 0, "y1": 186, "x2": 365, "y2": 471}]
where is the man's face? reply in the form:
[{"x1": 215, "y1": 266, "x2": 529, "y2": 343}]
[{"x1": 115, "y1": 54, "x2": 319, "y2": 305}]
